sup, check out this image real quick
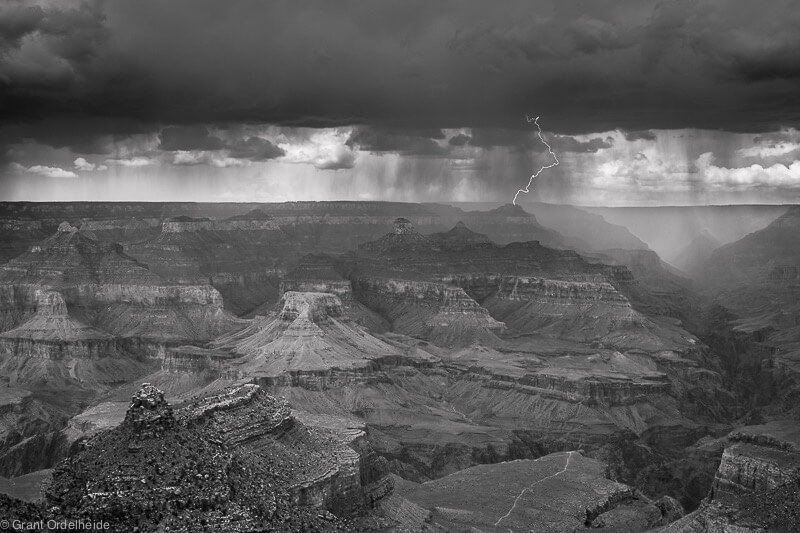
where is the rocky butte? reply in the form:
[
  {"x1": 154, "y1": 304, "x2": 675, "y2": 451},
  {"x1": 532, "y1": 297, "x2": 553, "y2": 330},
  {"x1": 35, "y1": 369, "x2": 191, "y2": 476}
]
[{"x1": 1, "y1": 383, "x2": 404, "y2": 531}]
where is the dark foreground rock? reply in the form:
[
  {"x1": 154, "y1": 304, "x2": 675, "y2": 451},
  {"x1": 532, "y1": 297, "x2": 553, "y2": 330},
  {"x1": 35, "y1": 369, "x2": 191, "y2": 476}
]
[{"x1": 0, "y1": 383, "x2": 400, "y2": 532}]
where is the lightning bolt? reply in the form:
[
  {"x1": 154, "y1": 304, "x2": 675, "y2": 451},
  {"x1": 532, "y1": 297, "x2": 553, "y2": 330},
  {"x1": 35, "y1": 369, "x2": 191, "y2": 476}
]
[{"x1": 512, "y1": 115, "x2": 559, "y2": 205}]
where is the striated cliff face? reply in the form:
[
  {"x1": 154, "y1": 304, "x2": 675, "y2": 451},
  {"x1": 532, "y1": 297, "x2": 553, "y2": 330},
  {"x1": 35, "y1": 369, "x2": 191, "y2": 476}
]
[
  {"x1": 482, "y1": 276, "x2": 648, "y2": 343},
  {"x1": 160, "y1": 217, "x2": 281, "y2": 233},
  {"x1": 0, "y1": 290, "x2": 116, "y2": 360},
  {"x1": 125, "y1": 212, "x2": 297, "y2": 315},
  {"x1": 203, "y1": 292, "x2": 410, "y2": 388},
  {"x1": 658, "y1": 421, "x2": 800, "y2": 532},
  {"x1": 709, "y1": 425, "x2": 800, "y2": 505},
  {"x1": 427, "y1": 286, "x2": 506, "y2": 347},
  {"x1": 0, "y1": 226, "x2": 244, "y2": 353},
  {"x1": 78, "y1": 218, "x2": 159, "y2": 244}
]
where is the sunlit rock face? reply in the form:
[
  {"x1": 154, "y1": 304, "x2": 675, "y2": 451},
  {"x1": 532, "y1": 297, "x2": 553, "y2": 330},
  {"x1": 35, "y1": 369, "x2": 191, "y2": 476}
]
[{"x1": 204, "y1": 291, "x2": 407, "y2": 388}]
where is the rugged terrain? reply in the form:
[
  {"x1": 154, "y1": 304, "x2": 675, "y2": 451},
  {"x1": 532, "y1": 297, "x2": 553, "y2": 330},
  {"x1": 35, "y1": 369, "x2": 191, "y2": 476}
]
[{"x1": 0, "y1": 200, "x2": 798, "y2": 532}]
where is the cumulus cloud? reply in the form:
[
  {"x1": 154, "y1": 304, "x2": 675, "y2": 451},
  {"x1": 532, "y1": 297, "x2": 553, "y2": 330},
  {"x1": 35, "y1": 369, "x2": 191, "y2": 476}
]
[
  {"x1": 105, "y1": 156, "x2": 155, "y2": 167},
  {"x1": 12, "y1": 162, "x2": 77, "y2": 178},
  {"x1": 279, "y1": 129, "x2": 357, "y2": 170},
  {"x1": 697, "y1": 152, "x2": 800, "y2": 189},
  {"x1": 73, "y1": 157, "x2": 107, "y2": 171},
  {"x1": 172, "y1": 151, "x2": 249, "y2": 168}
]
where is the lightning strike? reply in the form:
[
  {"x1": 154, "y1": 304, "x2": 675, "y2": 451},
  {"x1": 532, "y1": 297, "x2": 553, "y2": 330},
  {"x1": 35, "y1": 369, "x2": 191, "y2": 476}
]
[{"x1": 512, "y1": 115, "x2": 559, "y2": 205}]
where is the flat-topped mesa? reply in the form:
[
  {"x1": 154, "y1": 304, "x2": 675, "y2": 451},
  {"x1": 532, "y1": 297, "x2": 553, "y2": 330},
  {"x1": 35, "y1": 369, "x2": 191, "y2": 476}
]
[
  {"x1": 0, "y1": 290, "x2": 116, "y2": 359},
  {"x1": 123, "y1": 383, "x2": 175, "y2": 437}
]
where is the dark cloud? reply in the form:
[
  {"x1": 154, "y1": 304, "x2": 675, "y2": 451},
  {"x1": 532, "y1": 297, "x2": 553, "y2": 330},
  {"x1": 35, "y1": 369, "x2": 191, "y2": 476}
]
[
  {"x1": 346, "y1": 128, "x2": 447, "y2": 156},
  {"x1": 551, "y1": 135, "x2": 613, "y2": 153},
  {"x1": 0, "y1": 0, "x2": 799, "y2": 154},
  {"x1": 448, "y1": 133, "x2": 471, "y2": 146},
  {"x1": 227, "y1": 137, "x2": 285, "y2": 160},
  {"x1": 0, "y1": 117, "x2": 152, "y2": 154},
  {"x1": 0, "y1": 5, "x2": 44, "y2": 47},
  {"x1": 159, "y1": 126, "x2": 224, "y2": 151},
  {"x1": 624, "y1": 130, "x2": 657, "y2": 142},
  {"x1": 468, "y1": 128, "x2": 537, "y2": 150}
]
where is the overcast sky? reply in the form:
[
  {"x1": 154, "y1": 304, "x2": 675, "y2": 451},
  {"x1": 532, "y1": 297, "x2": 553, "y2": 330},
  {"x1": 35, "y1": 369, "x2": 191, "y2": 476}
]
[{"x1": 1, "y1": 0, "x2": 799, "y2": 205}]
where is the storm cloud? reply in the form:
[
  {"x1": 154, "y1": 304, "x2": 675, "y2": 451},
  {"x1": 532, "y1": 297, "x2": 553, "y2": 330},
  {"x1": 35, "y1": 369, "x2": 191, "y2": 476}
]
[
  {"x1": 2, "y1": 0, "x2": 800, "y2": 141},
  {"x1": 1, "y1": 0, "x2": 799, "y2": 205}
]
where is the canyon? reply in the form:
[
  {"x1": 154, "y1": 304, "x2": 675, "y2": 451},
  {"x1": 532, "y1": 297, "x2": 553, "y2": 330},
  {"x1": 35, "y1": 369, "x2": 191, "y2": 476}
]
[{"x1": 0, "y1": 200, "x2": 797, "y2": 532}]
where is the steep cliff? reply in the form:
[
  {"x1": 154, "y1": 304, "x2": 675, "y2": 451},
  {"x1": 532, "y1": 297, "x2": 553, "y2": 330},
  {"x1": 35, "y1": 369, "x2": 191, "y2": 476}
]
[{"x1": 658, "y1": 421, "x2": 800, "y2": 532}]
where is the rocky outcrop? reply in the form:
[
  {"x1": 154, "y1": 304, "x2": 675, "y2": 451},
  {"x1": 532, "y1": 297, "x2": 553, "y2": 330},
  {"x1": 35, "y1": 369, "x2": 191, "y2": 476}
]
[
  {"x1": 709, "y1": 424, "x2": 800, "y2": 505},
  {"x1": 658, "y1": 421, "x2": 800, "y2": 532},
  {"x1": 38, "y1": 383, "x2": 378, "y2": 531}
]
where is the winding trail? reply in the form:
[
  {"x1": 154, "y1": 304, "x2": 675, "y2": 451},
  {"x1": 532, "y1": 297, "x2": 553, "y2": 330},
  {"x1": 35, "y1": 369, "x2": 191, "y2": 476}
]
[
  {"x1": 512, "y1": 115, "x2": 560, "y2": 205},
  {"x1": 493, "y1": 451, "x2": 576, "y2": 531}
]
